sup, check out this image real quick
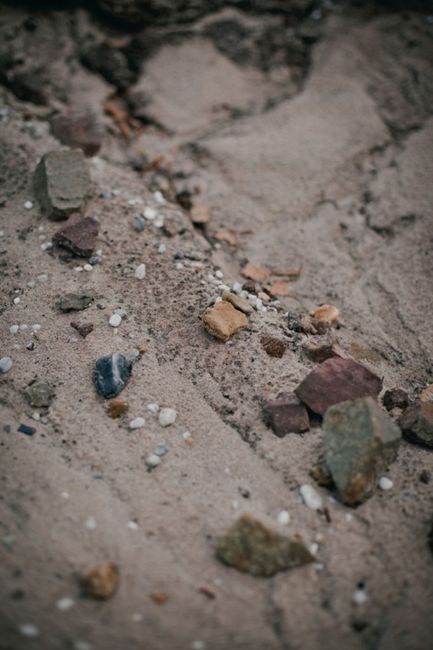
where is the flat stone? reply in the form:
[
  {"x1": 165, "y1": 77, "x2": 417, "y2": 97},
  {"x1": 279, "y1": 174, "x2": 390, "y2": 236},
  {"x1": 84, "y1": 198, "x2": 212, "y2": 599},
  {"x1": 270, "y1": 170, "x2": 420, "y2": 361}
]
[
  {"x1": 295, "y1": 357, "x2": 383, "y2": 417},
  {"x1": 263, "y1": 392, "x2": 309, "y2": 437},
  {"x1": 190, "y1": 204, "x2": 211, "y2": 225},
  {"x1": 203, "y1": 301, "x2": 248, "y2": 342},
  {"x1": 83, "y1": 563, "x2": 119, "y2": 600},
  {"x1": 18, "y1": 423, "x2": 36, "y2": 436},
  {"x1": 58, "y1": 292, "x2": 94, "y2": 312},
  {"x1": 382, "y1": 387, "x2": 409, "y2": 411},
  {"x1": 108, "y1": 399, "x2": 129, "y2": 418},
  {"x1": 33, "y1": 149, "x2": 91, "y2": 221},
  {"x1": 0, "y1": 357, "x2": 13, "y2": 373},
  {"x1": 398, "y1": 401, "x2": 433, "y2": 448},
  {"x1": 223, "y1": 291, "x2": 253, "y2": 314},
  {"x1": 70, "y1": 321, "x2": 94, "y2": 338},
  {"x1": 24, "y1": 381, "x2": 55, "y2": 408},
  {"x1": 159, "y1": 407, "x2": 177, "y2": 427},
  {"x1": 216, "y1": 514, "x2": 314, "y2": 577},
  {"x1": 302, "y1": 337, "x2": 346, "y2": 363},
  {"x1": 260, "y1": 336, "x2": 288, "y2": 358},
  {"x1": 241, "y1": 262, "x2": 270, "y2": 284},
  {"x1": 324, "y1": 397, "x2": 401, "y2": 506},
  {"x1": 50, "y1": 110, "x2": 102, "y2": 157},
  {"x1": 53, "y1": 214, "x2": 99, "y2": 257},
  {"x1": 94, "y1": 353, "x2": 132, "y2": 398}
]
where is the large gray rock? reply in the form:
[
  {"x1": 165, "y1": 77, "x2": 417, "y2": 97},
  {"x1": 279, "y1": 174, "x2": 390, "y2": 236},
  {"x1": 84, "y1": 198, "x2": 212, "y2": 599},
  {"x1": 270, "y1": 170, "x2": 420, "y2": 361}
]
[{"x1": 323, "y1": 397, "x2": 401, "y2": 506}]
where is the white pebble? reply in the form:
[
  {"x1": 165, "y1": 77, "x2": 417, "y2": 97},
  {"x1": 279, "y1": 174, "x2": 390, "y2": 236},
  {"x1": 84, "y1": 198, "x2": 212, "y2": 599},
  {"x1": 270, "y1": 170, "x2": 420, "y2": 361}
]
[
  {"x1": 300, "y1": 484, "x2": 323, "y2": 510},
  {"x1": 379, "y1": 476, "x2": 393, "y2": 491},
  {"x1": 27, "y1": 280, "x2": 35, "y2": 288},
  {"x1": 129, "y1": 417, "x2": 145, "y2": 429},
  {"x1": 158, "y1": 243, "x2": 166, "y2": 254},
  {"x1": 345, "y1": 513, "x2": 353, "y2": 522},
  {"x1": 74, "y1": 266, "x2": 83, "y2": 272},
  {"x1": 85, "y1": 516, "x2": 96, "y2": 530},
  {"x1": 159, "y1": 407, "x2": 177, "y2": 427},
  {"x1": 276, "y1": 510, "x2": 290, "y2": 525},
  {"x1": 135, "y1": 263, "x2": 146, "y2": 280},
  {"x1": 74, "y1": 642, "x2": 93, "y2": 650},
  {"x1": 9, "y1": 325, "x2": 19, "y2": 334},
  {"x1": 143, "y1": 206, "x2": 156, "y2": 220},
  {"x1": 0, "y1": 229, "x2": 4, "y2": 237},
  {"x1": 41, "y1": 241, "x2": 53, "y2": 251},
  {"x1": 19, "y1": 324, "x2": 28, "y2": 331},
  {"x1": 175, "y1": 262, "x2": 184, "y2": 270},
  {"x1": 153, "y1": 190, "x2": 165, "y2": 204},
  {"x1": 232, "y1": 282, "x2": 242, "y2": 294},
  {"x1": 57, "y1": 596, "x2": 75, "y2": 611},
  {"x1": 24, "y1": 201, "x2": 33, "y2": 210},
  {"x1": 37, "y1": 274, "x2": 48, "y2": 282},
  {"x1": 147, "y1": 403, "x2": 160, "y2": 414},
  {"x1": 18, "y1": 623, "x2": 39, "y2": 637},
  {"x1": 0, "y1": 357, "x2": 13, "y2": 373},
  {"x1": 146, "y1": 453, "x2": 161, "y2": 468},
  {"x1": 32, "y1": 411, "x2": 40, "y2": 421},
  {"x1": 191, "y1": 641, "x2": 205, "y2": 650},
  {"x1": 61, "y1": 491, "x2": 70, "y2": 499},
  {"x1": 13, "y1": 297, "x2": 20, "y2": 304},
  {"x1": 109, "y1": 313, "x2": 122, "y2": 328},
  {"x1": 309, "y1": 542, "x2": 319, "y2": 556},
  {"x1": 32, "y1": 324, "x2": 41, "y2": 332},
  {"x1": 83, "y1": 264, "x2": 93, "y2": 272},
  {"x1": 215, "y1": 270, "x2": 224, "y2": 279},
  {"x1": 127, "y1": 520, "x2": 139, "y2": 530},
  {"x1": 182, "y1": 431, "x2": 192, "y2": 441},
  {"x1": 353, "y1": 589, "x2": 367, "y2": 605},
  {"x1": 215, "y1": 297, "x2": 222, "y2": 303}
]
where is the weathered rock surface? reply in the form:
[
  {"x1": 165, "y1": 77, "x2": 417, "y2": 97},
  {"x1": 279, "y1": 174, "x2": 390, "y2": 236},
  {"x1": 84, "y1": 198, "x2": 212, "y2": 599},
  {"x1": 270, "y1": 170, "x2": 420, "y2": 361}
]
[
  {"x1": 53, "y1": 214, "x2": 100, "y2": 257},
  {"x1": 324, "y1": 397, "x2": 401, "y2": 506},
  {"x1": 399, "y1": 401, "x2": 433, "y2": 449},
  {"x1": 94, "y1": 353, "x2": 133, "y2": 398},
  {"x1": 263, "y1": 392, "x2": 309, "y2": 437},
  {"x1": 203, "y1": 301, "x2": 248, "y2": 341},
  {"x1": 58, "y1": 292, "x2": 94, "y2": 312},
  {"x1": 24, "y1": 381, "x2": 55, "y2": 408}
]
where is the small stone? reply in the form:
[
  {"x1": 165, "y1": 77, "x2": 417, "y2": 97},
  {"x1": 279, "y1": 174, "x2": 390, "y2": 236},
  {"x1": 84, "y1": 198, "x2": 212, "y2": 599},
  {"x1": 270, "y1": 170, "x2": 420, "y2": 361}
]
[
  {"x1": 147, "y1": 403, "x2": 159, "y2": 414},
  {"x1": 85, "y1": 516, "x2": 96, "y2": 529},
  {"x1": 143, "y1": 206, "x2": 157, "y2": 220},
  {"x1": 146, "y1": 453, "x2": 161, "y2": 468},
  {"x1": 18, "y1": 423, "x2": 36, "y2": 436},
  {"x1": 203, "y1": 301, "x2": 248, "y2": 342},
  {"x1": 295, "y1": 357, "x2": 383, "y2": 417},
  {"x1": 260, "y1": 336, "x2": 288, "y2": 358},
  {"x1": 190, "y1": 204, "x2": 211, "y2": 225},
  {"x1": 383, "y1": 388, "x2": 409, "y2": 411},
  {"x1": 0, "y1": 356, "x2": 13, "y2": 373},
  {"x1": 10, "y1": 325, "x2": 19, "y2": 334},
  {"x1": 83, "y1": 563, "x2": 119, "y2": 600},
  {"x1": 24, "y1": 380, "x2": 55, "y2": 408},
  {"x1": 163, "y1": 219, "x2": 178, "y2": 237},
  {"x1": 135, "y1": 263, "x2": 146, "y2": 280},
  {"x1": 150, "y1": 592, "x2": 168, "y2": 605},
  {"x1": 133, "y1": 215, "x2": 146, "y2": 231},
  {"x1": 222, "y1": 291, "x2": 253, "y2": 314},
  {"x1": 324, "y1": 397, "x2": 401, "y2": 506},
  {"x1": 302, "y1": 337, "x2": 346, "y2": 363},
  {"x1": 158, "y1": 243, "x2": 166, "y2": 254},
  {"x1": 216, "y1": 514, "x2": 314, "y2": 577},
  {"x1": 53, "y1": 214, "x2": 99, "y2": 257},
  {"x1": 420, "y1": 470, "x2": 431, "y2": 484},
  {"x1": 312, "y1": 304, "x2": 340, "y2": 326},
  {"x1": 56, "y1": 596, "x2": 75, "y2": 611},
  {"x1": 263, "y1": 392, "x2": 309, "y2": 437},
  {"x1": 378, "y1": 476, "x2": 393, "y2": 491},
  {"x1": 241, "y1": 262, "x2": 270, "y2": 284},
  {"x1": 33, "y1": 150, "x2": 91, "y2": 221},
  {"x1": 50, "y1": 110, "x2": 102, "y2": 157},
  {"x1": 108, "y1": 399, "x2": 129, "y2": 418},
  {"x1": 18, "y1": 624, "x2": 39, "y2": 637},
  {"x1": 159, "y1": 408, "x2": 177, "y2": 427},
  {"x1": 276, "y1": 511, "x2": 290, "y2": 525},
  {"x1": 154, "y1": 444, "x2": 168, "y2": 456},
  {"x1": 300, "y1": 485, "x2": 323, "y2": 510},
  {"x1": 398, "y1": 401, "x2": 433, "y2": 448},
  {"x1": 353, "y1": 589, "x2": 368, "y2": 605},
  {"x1": 419, "y1": 384, "x2": 433, "y2": 404},
  {"x1": 58, "y1": 292, "x2": 94, "y2": 312},
  {"x1": 24, "y1": 201, "x2": 33, "y2": 210},
  {"x1": 70, "y1": 321, "x2": 94, "y2": 338},
  {"x1": 129, "y1": 417, "x2": 145, "y2": 429},
  {"x1": 94, "y1": 353, "x2": 132, "y2": 398},
  {"x1": 109, "y1": 313, "x2": 122, "y2": 328},
  {"x1": 267, "y1": 280, "x2": 292, "y2": 297}
]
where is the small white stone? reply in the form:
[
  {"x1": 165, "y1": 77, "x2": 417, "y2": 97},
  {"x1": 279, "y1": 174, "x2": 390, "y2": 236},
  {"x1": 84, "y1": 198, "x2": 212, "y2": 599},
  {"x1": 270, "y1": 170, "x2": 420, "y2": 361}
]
[
  {"x1": 109, "y1": 313, "x2": 122, "y2": 328},
  {"x1": 127, "y1": 520, "x2": 139, "y2": 530},
  {"x1": 215, "y1": 270, "x2": 224, "y2": 279},
  {"x1": 147, "y1": 403, "x2": 160, "y2": 414},
  {"x1": 215, "y1": 297, "x2": 223, "y2": 303},
  {"x1": 158, "y1": 243, "x2": 166, "y2": 254},
  {"x1": 10, "y1": 325, "x2": 19, "y2": 334},
  {"x1": 276, "y1": 510, "x2": 290, "y2": 525},
  {"x1": 0, "y1": 229, "x2": 4, "y2": 237},
  {"x1": 232, "y1": 500, "x2": 239, "y2": 509},
  {"x1": 182, "y1": 431, "x2": 192, "y2": 441},
  {"x1": 154, "y1": 215, "x2": 165, "y2": 228},
  {"x1": 32, "y1": 411, "x2": 40, "y2": 421},
  {"x1": 379, "y1": 476, "x2": 393, "y2": 491},
  {"x1": 57, "y1": 596, "x2": 75, "y2": 611},
  {"x1": 24, "y1": 201, "x2": 33, "y2": 210},
  {"x1": 114, "y1": 308, "x2": 127, "y2": 318},
  {"x1": 27, "y1": 280, "x2": 35, "y2": 288},
  {"x1": 143, "y1": 206, "x2": 157, "y2": 220},
  {"x1": 300, "y1": 484, "x2": 323, "y2": 510},
  {"x1": 32, "y1": 324, "x2": 41, "y2": 332},
  {"x1": 255, "y1": 298, "x2": 263, "y2": 311},
  {"x1": 232, "y1": 281, "x2": 242, "y2": 294},
  {"x1": 345, "y1": 513, "x2": 353, "y2": 522},
  {"x1": 146, "y1": 453, "x2": 161, "y2": 468},
  {"x1": 129, "y1": 417, "x2": 145, "y2": 429},
  {"x1": 175, "y1": 262, "x2": 184, "y2": 270},
  {"x1": 218, "y1": 284, "x2": 230, "y2": 292},
  {"x1": 18, "y1": 623, "x2": 39, "y2": 637},
  {"x1": 37, "y1": 273, "x2": 48, "y2": 282},
  {"x1": 0, "y1": 357, "x2": 13, "y2": 373},
  {"x1": 353, "y1": 589, "x2": 367, "y2": 605},
  {"x1": 154, "y1": 190, "x2": 165, "y2": 204},
  {"x1": 74, "y1": 266, "x2": 83, "y2": 272},
  {"x1": 13, "y1": 297, "x2": 20, "y2": 304},
  {"x1": 309, "y1": 543, "x2": 319, "y2": 556},
  {"x1": 85, "y1": 516, "x2": 96, "y2": 530},
  {"x1": 61, "y1": 491, "x2": 70, "y2": 499},
  {"x1": 159, "y1": 407, "x2": 177, "y2": 427},
  {"x1": 83, "y1": 264, "x2": 93, "y2": 272},
  {"x1": 19, "y1": 324, "x2": 28, "y2": 331},
  {"x1": 135, "y1": 263, "x2": 146, "y2": 280},
  {"x1": 41, "y1": 241, "x2": 53, "y2": 251}
]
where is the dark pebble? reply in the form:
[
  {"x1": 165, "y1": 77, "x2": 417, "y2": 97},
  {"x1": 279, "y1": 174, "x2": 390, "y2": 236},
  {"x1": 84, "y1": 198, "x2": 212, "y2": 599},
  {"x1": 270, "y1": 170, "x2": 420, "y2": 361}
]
[
  {"x1": 94, "y1": 353, "x2": 132, "y2": 398},
  {"x1": 18, "y1": 424, "x2": 36, "y2": 436}
]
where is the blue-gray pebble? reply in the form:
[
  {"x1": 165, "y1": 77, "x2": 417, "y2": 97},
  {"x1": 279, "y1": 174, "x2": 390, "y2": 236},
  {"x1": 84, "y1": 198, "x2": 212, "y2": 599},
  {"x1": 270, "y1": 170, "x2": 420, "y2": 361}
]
[{"x1": 94, "y1": 353, "x2": 132, "y2": 398}]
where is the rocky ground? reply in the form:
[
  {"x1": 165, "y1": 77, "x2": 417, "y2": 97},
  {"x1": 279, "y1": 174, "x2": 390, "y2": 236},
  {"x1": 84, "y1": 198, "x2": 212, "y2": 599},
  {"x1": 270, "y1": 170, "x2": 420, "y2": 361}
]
[{"x1": 1, "y1": 1, "x2": 433, "y2": 649}]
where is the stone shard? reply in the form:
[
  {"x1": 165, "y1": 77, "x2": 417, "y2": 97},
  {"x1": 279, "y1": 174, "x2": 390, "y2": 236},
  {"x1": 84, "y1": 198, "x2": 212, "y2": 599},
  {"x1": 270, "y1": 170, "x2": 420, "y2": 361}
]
[
  {"x1": 94, "y1": 353, "x2": 133, "y2": 399},
  {"x1": 50, "y1": 110, "x2": 102, "y2": 157},
  {"x1": 83, "y1": 563, "x2": 119, "y2": 600},
  {"x1": 260, "y1": 335, "x2": 288, "y2": 358},
  {"x1": 295, "y1": 357, "x2": 383, "y2": 417},
  {"x1": 398, "y1": 401, "x2": 433, "y2": 449},
  {"x1": 263, "y1": 392, "x2": 309, "y2": 437},
  {"x1": 241, "y1": 262, "x2": 270, "y2": 284},
  {"x1": 203, "y1": 301, "x2": 248, "y2": 342},
  {"x1": 53, "y1": 214, "x2": 100, "y2": 257},
  {"x1": 323, "y1": 397, "x2": 401, "y2": 506},
  {"x1": 58, "y1": 292, "x2": 94, "y2": 312},
  {"x1": 33, "y1": 150, "x2": 91, "y2": 220},
  {"x1": 216, "y1": 514, "x2": 314, "y2": 577},
  {"x1": 24, "y1": 381, "x2": 55, "y2": 408}
]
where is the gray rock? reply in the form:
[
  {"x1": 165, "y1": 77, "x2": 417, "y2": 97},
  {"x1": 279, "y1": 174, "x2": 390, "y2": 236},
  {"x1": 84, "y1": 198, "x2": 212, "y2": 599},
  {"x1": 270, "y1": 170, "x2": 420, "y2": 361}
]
[
  {"x1": 24, "y1": 381, "x2": 55, "y2": 408},
  {"x1": 324, "y1": 397, "x2": 401, "y2": 506},
  {"x1": 222, "y1": 290, "x2": 253, "y2": 314},
  {"x1": 399, "y1": 401, "x2": 433, "y2": 449},
  {"x1": 58, "y1": 293, "x2": 94, "y2": 312},
  {"x1": 33, "y1": 150, "x2": 91, "y2": 221},
  {"x1": 94, "y1": 353, "x2": 133, "y2": 398}
]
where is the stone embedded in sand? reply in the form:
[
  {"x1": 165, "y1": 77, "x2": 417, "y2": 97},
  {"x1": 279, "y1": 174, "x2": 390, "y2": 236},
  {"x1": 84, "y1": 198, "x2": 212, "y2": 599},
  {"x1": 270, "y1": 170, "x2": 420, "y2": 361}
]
[
  {"x1": 58, "y1": 292, "x2": 94, "y2": 312},
  {"x1": 302, "y1": 337, "x2": 346, "y2": 363},
  {"x1": 53, "y1": 214, "x2": 99, "y2": 257},
  {"x1": 33, "y1": 150, "x2": 91, "y2": 221},
  {"x1": 83, "y1": 563, "x2": 119, "y2": 600},
  {"x1": 24, "y1": 381, "x2": 54, "y2": 408},
  {"x1": 295, "y1": 357, "x2": 383, "y2": 417},
  {"x1": 312, "y1": 304, "x2": 340, "y2": 326},
  {"x1": 203, "y1": 301, "x2": 248, "y2": 342},
  {"x1": 420, "y1": 384, "x2": 433, "y2": 404},
  {"x1": 108, "y1": 398, "x2": 129, "y2": 418},
  {"x1": 260, "y1": 335, "x2": 288, "y2": 358},
  {"x1": 323, "y1": 397, "x2": 401, "y2": 506},
  {"x1": 398, "y1": 401, "x2": 433, "y2": 448},
  {"x1": 50, "y1": 110, "x2": 102, "y2": 157},
  {"x1": 382, "y1": 387, "x2": 409, "y2": 411},
  {"x1": 94, "y1": 353, "x2": 132, "y2": 398},
  {"x1": 223, "y1": 291, "x2": 252, "y2": 314},
  {"x1": 263, "y1": 392, "x2": 309, "y2": 437},
  {"x1": 216, "y1": 514, "x2": 314, "y2": 577},
  {"x1": 70, "y1": 321, "x2": 94, "y2": 338}
]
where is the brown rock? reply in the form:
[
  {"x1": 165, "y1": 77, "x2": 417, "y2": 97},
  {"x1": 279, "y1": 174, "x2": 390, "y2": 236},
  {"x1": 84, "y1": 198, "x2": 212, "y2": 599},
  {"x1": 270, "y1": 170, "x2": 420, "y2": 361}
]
[
  {"x1": 260, "y1": 336, "x2": 288, "y2": 358},
  {"x1": 150, "y1": 592, "x2": 168, "y2": 605},
  {"x1": 420, "y1": 383, "x2": 433, "y2": 404},
  {"x1": 242, "y1": 280, "x2": 257, "y2": 294},
  {"x1": 50, "y1": 110, "x2": 102, "y2": 157},
  {"x1": 83, "y1": 563, "x2": 119, "y2": 600},
  {"x1": 302, "y1": 337, "x2": 346, "y2": 363},
  {"x1": 295, "y1": 357, "x2": 383, "y2": 417},
  {"x1": 299, "y1": 315, "x2": 329, "y2": 335},
  {"x1": 312, "y1": 304, "x2": 340, "y2": 326},
  {"x1": 70, "y1": 321, "x2": 94, "y2": 338},
  {"x1": 267, "y1": 280, "x2": 292, "y2": 297},
  {"x1": 241, "y1": 262, "x2": 270, "y2": 284},
  {"x1": 203, "y1": 301, "x2": 248, "y2": 342},
  {"x1": 53, "y1": 214, "x2": 100, "y2": 257},
  {"x1": 190, "y1": 204, "x2": 211, "y2": 225},
  {"x1": 382, "y1": 387, "x2": 409, "y2": 411},
  {"x1": 399, "y1": 401, "x2": 433, "y2": 448},
  {"x1": 108, "y1": 399, "x2": 129, "y2": 418},
  {"x1": 214, "y1": 229, "x2": 238, "y2": 247},
  {"x1": 263, "y1": 392, "x2": 309, "y2": 437}
]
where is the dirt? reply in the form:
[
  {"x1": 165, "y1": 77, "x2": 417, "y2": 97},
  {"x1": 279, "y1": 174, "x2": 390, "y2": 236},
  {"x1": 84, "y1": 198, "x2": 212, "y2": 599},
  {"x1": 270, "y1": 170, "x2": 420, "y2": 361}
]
[{"x1": 0, "y1": 1, "x2": 433, "y2": 649}]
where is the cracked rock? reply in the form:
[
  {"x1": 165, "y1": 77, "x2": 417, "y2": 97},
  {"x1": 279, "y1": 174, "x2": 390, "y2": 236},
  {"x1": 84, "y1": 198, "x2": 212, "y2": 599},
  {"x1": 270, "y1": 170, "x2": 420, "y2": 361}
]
[{"x1": 263, "y1": 392, "x2": 309, "y2": 437}]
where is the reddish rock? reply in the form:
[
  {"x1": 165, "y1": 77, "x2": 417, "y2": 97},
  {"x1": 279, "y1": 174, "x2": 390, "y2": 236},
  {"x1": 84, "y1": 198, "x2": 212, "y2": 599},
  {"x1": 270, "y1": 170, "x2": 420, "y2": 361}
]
[
  {"x1": 260, "y1": 335, "x2": 288, "y2": 358},
  {"x1": 263, "y1": 392, "x2": 309, "y2": 437},
  {"x1": 50, "y1": 110, "x2": 102, "y2": 157},
  {"x1": 302, "y1": 337, "x2": 346, "y2": 363},
  {"x1": 53, "y1": 213, "x2": 100, "y2": 257},
  {"x1": 70, "y1": 321, "x2": 94, "y2": 338},
  {"x1": 295, "y1": 357, "x2": 383, "y2": 417}
]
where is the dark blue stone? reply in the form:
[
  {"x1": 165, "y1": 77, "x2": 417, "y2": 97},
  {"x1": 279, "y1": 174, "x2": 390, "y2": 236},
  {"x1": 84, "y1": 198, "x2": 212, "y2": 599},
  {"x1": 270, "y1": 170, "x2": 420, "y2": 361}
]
[
  {"x1": 94, "y1": 352, "x2": 132, "y2": 398},
  {"x1": 18, "y1": 424, "x2": 36, "y2": 436}
]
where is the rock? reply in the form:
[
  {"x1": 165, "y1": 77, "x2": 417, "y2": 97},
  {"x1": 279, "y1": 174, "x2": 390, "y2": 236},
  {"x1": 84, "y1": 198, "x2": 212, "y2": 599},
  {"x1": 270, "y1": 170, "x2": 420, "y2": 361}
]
[
  {"x1": 428, "y1": 519, "x2": 433, "y2": 556},
  {"x1": 203, "y1": 301, "x2": 248, "y2": 342},
  {"x1": 382, "y1": 387, "x2": 409, "y2": 411},
  {"x1": 33, "y1": 150, "x2": 91, "y2": 221},
  {"x1": 299, "y1": 484, "x2": 323, "y2": 510},
  {"x1": 420, "y1": 383, "x2": 433, "y2": 404},
  {"x1": 398, "y1": 401, "x2": 433, "y2": 448},
  {"x1": 324, "y1": 397, "x2": 401, "y2": 506},
  {"x1": 108, "y1": 399, "x2": 129, "y2": 418},
  {"x1": 94, "y1": 353, "x2": 132, "y2": 399},
  {"x1": 223, "y1": 291, "x2": 253, "y2": 315},
  {"x1": 135, "y1": 264, "x2": 146, "y2": 280},
  {"x1": 70, "y1": 321, "x2": 94, "y2": 338},
  {"x1": 24, "y1": 381, "x2": 54, "y2": 408},
  {"x1": 263, "y1": 392, "x2": 309, "y2": 437},
  {"x1": 302, "y1": 337, "x2": 346, "y2": 363},
  {"x1": 310, "y1": 462, "x2": 334, "y2": 488},
  {"x1": 295, "y1": 357, "x2": 383, "y2": 417},
  {"x1": 159, "y1": 408, "x2": 177, "y2": 427},
  {"x1": 267, "y1": 280, "x2": 292, "y2": 297},
  {"x1": 241, "y1": 262, "x2": 270, "y2": 284},
  {"x1": 0, "y1": 357, "x2": 13, "y2": 373},
  {"x1": 146, "y1": 453, "x2": 161, "y2": 468},
  {"x1": 50, "y1": 110, "x2": 102, "y2": 157},
  {"x1": 190, "y1": 204, "x2": 211, "y2": 225},
  {"x1": 83, "y1": 563, "x2": 119, "y2": 600},
  {"x1": 53, "y1": 214, "x2": 99, "y2": 257},
  {"x1": 311, "y1": 304, "x2": 340, "y2": 326},
  {"x1": 216, "y1": 514, "x2": 314, "y2": 577},
  {"x1": 18, "y1": 424, "x2": 36, "y2": 436},
  {"x1": 260, "y1": 336, "x2": 288, "y2": 358},
  {"x1": 58, "y1": 292, "x2": 94, "y2": 312},
  {"x1": 129, "y1": 417, "x2": 145, "y2": 429}
]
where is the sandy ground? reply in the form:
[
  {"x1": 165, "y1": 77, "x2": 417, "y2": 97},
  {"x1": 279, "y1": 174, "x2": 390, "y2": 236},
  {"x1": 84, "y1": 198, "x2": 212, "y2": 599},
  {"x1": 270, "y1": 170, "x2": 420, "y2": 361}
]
[{"x1": 1, "y1": 2, "x2": 433, "y2": 649}]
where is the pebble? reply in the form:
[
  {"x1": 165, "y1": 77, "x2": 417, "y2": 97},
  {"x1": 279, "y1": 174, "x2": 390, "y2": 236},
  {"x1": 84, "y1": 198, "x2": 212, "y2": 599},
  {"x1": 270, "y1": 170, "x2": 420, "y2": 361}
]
[
  {"x1": 399, "y1": 401, "x2": 433, "y2": 448},
  {"x1": 83, "y1": 264, "x2": 93, "y2": 272},
  {"x1": 159, "y1": 408, "x2": 177, "y2": 427},
  {"x1": 378, "y1": 476, "x2": 393, "y2": 491},
  {"x1": 154, "y1": 444, "x2": 168, "y2": 456},
  {"x1": 85, "y1": 516, "x2": 97, "y2": 529},
  {"x1": 56, "y1": 596, "x2": 75, "y2": 611},
  {"x1": 70, "y1": 321, "x2": 94, "y2": 338},
  {"x1": 108, "y1": 399, "x2": 129, "y2": 418},
  {"x1": 203, "y1": 301, "x2": 248, "y2": 342},
  {"x1": 13, "y1": 297, "x2": 21, "y2": 304},
  {"x1": 58, "y1": 292, "x2": 94, "y2": 312},
  {"x1": 383, "y1": 387, "x2": 409, "y2": 411},
  {"x1": 0, "y1": 357, "x2": 13, "y2": 373},
  {"x1": 24, "y1": 381, "x2": 55, "y2": 408},
  {"x1": 83, "y1": 563, "x2": 119, "y2": 600},
  {"x1": 129, "y1": 417, "x2": 145, "y2": 429},
  {"x1": 18, "y1": 623, "x2": 39, "y2": 637},
  {"x1": 24, "y1": 201, "x2": 33, "y2": 210},
  {"x1": 222, "y1": 290, "x2": 253, "y2": 315},
  {"x1": 158, "y1": 243, "x2": 166, "y2": 254},
  {"x1": 146, "y1": 453, "x2": 161, "y2": 468},
  {"x1": 109, "y1": 313, "x2": 122, "y2": 328},
  {"x1": 263, "y1": 392, "x2": 309, "y2": 437},
  {"x1": 135, "y1": 263, "x2": 146, "y2": 280},
  {"x1": 353, "y1": 589, "x2": 368, "y2": 605},
  {"x1": 9, "y1": 325, "x2": 19, "y2": 334},
  {"x1": 276, "y1": 510, "x2": 290, "y2": 525},
  {"x1": 312, "y1": 304, "x2": 340, "y2": 326},
  {"x1": 300, "y1": 484, "x2": 323, "y2": 510},
  {"x1": 144, "y1": 206, "x2": 157, "y2": 220},
  {"x1": 260, "y1": 335, "x2": 288, "y2": 358},
  {"x1": 147, "y1": 403, "x2": 159, "y2": 414},
  {"x1": 133, "y1": 215, "x2": 146, "y2": 231},
  {"x1": 127, "y1": 520, "x2": 139, "y2": 530},
  {"x1": 94, "y1": 352, "x2": 132, "y2": 398}
]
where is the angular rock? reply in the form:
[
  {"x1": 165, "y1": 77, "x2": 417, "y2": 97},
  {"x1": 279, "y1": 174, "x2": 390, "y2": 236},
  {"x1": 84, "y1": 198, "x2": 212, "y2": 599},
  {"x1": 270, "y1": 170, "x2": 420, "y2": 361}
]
[
  {"x1": 216, "y1": 514, "x2": 314, "y2": 577},
  {"x1": 295, "y1": 357, "x2": 383, "y2": 417},
  {"x1": 302, "y1": 337, "x2": 346, "y2": 363},
  {"x1": 108, "y1": 399, "x2": 129, "y2": 418},
  {"x1": 382, "y1": 387, "x2": 409, "y2": 411},
  {"x1": 58, "y1": 292, "x2": 94, "y2": 312},
  {"x1": 263, "y1": 392, "x2": 309, "y2": 437},
  {"x1": 203, "y1": 301, "x2": 248, "y2": 342},
  {"x1": 94, "y1": 353, "x2": 132, "y2": 399},
  {"x1": 33, "y1": 150, "x2": 91, "y2": 221},
  {"x1": 324, "y1": 397, "x2": 401, "y2": 506},
  {"x1": 53, "y1": 214, "x2": 100, "y2": 257},
  {"x1": 83, "y1": 563, "x2": 119, "y2": 600},
  {"x1": 24, "y1": 381, "x2": 55, "y2": 408},
  {"x1": 260, "y1": 335, "x2": 288, "y2": 358},
  {"x1": 70, "y1": 321, "x2": 94, "y2": 338},
  {"x1": 50, "y1": 110, "x2": 102, "y2": 157},
  {"x1": 398, "y1": 401, "x2": 433, "y2": 449},
  {"x1": 223, "y1": 291, "x2": 253, "y2": 314}
]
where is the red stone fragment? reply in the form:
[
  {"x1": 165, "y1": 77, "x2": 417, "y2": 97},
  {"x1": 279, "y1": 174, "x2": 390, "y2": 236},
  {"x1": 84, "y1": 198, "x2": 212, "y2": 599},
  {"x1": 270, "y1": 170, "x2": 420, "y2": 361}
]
[
  {"x1": 295, "y1": 357, "x2": 383, "y2": 417},
  {"x1": 50, "y1": 110, "x2": 102, "y2": 157},
  {"x1": 263, "y1": 392, "x2": 309, "y2": 437},
  {"x1": 70, "y1": 321, "x2": 94, "y2": 338},
  {"x1": 53, "y1": 213, "x2": 100, "y2": 257}
]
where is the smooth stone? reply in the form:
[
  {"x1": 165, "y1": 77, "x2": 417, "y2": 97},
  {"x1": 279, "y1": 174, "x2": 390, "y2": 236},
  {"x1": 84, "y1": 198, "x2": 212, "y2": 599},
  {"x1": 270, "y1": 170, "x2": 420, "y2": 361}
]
[
  {"x1": 222, "y1": 290, "x2": 253, "y2": 314},
  {"x1": 159, "y1": 408, "x2": 177, "y2": 427},
  {"x1": 0, "y1": 356, "x2": 13, "y2": 373},
  {"x1": 94, "y1": 353, "x2": 132, "y2": 398},
  {"x1": 300, "y1": 484, "x2": 323, "y2": 510}
]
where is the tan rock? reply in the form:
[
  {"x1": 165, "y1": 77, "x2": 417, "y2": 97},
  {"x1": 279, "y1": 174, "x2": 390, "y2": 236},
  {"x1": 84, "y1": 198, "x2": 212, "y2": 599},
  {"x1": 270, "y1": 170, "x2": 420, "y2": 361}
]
[
  {"x1": 222, "y1": 290, "x2": 253, "y2": 314},
  {"x1": 420, "y1": 384, "x2": 433, "y2": 404},
  {"x1": 203, "y1": 301, "x2": 248, "y2": 341},
  {"x1": 312, "y1": 304, "x2": 340, "y2": 325},
  {"x1": 190, "y1": 204, "x2": 211, "y2": 225},
  {"x1": 267, "y1": 280, "x2": 292, "y2": 297},
  {"x1": 241, "y1": 262, "x2": 270, "y2": 284},
  {"x1": 83, "y1": 563, "x2": 119, "y2": 600},
  {"x1": 108, "y1": 399, "x2": 129, "y2": 418}
]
